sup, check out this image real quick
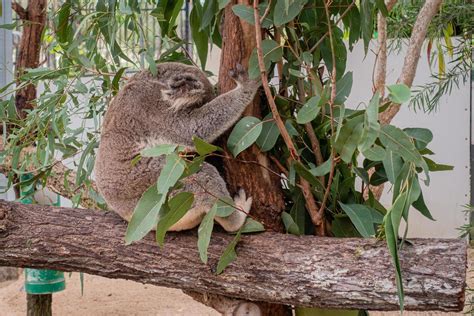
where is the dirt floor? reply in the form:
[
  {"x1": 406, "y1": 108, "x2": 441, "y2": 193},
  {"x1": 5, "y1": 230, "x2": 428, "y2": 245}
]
[{"x1": 0, "y1": 249, "x2": 472, "y2": 316}]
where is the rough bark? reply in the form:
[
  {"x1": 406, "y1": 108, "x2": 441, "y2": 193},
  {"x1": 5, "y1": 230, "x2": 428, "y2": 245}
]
[
  {"x1": 12, "y1": 0, "x2": 47, "y2": 119},
  {"x1": 26, "y1": 294, "x2": 52, "y2": 316},
  {"x1": 216, "y1": 0, "x2": 285, "y2": 233},
  {"x1": 0, "y1": 200, "x2": 467, "y2": 311}
]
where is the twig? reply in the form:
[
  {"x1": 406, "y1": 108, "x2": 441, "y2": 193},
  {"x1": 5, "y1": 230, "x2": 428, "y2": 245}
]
[
  {"x1": 253, "y1": 0, "x2": 324, "y2": 232},
  {"x1": 309, "y1": 0, "x2": 356, "y2": 54},
  {"x1": 317, "y1": 0, "x2": 337, "y2": 228}
]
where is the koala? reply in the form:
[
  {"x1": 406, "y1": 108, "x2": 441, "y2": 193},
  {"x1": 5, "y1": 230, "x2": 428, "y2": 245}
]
[{"x1": 95, "y1": 62, "x2": 260, "y2": 232}]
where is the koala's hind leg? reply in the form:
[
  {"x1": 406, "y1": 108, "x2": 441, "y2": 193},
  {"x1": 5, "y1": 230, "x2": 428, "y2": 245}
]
[{"x1": 168, "y1": 163, "x2": 251, "y2": 232}]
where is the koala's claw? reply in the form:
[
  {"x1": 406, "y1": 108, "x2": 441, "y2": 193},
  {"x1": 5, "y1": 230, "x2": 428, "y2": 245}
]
[
  {"x1": 229, "y1": 63, "x2": 248, "y2": 83},
  {"x1": 234, "y1": 188, "x2": 252, "y2": 214}
]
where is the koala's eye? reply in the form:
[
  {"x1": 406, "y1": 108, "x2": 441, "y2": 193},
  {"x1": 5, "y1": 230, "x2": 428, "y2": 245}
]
[{"x1": 184, "y1": 76, "x2": 197, "y2": 82}]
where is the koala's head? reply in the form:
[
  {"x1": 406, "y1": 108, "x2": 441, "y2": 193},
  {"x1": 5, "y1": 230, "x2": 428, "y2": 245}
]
[{"x1": 158, "y1": 63, "x2": 215, "y2": 112}]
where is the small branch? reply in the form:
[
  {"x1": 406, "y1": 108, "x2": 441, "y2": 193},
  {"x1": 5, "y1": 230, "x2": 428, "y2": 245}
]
[
  {"x1": 297, "y1": 78, "x2": 325, "y2": 186},
  {"x1": 11, "y1": 2, "x2": 27, "y2": 20},
  {"x1": 379, "y1": 0, "x2": 443, "y2": 125},
  {"x1": 317, "y1": 0, "x2": 337, "y2": 223},
  {"x1": 253, "y1": 0, "x2": 324, "y2": 232}
]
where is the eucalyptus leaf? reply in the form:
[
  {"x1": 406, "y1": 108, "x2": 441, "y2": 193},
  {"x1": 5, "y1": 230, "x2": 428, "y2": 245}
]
[
  {"x1": 282, "y1": 211, "x2": 301, "y2": 235},
  {"x1": 256, "y1": 116, "x2": 280, "y2": 152},
  {"x1": 387, "y1": 84, "x2": 411, "y2": 104},
  {"x1": 274, "y1": 0, "x2": 307, "y2": 26},
  {"x1": 227, "y1": 116, "x2": 263, "y2": 157},
  {"x1": 216, "y1": 230, "x2": 241, "y2": 274},
  {"x1": 383, "y1": 151, "x2": 403, "y2": 184},
  {"x1": 156, "y1": 192, "x2": 194, "y2": 246},
  {"x1": 141, "y1": 144, "x2": 177, "y2": 157},
  {"x1": 296, "y1": 96, "x2": 322, "y2": 124},
  {"x1": 125, "y1": 185, "x2": 165, "y2": 245},
  {"x1": 156, "y1": 153, "x2": 186, "y2": 194},
  {"x1": 193, "y1": 136, "x2": 221, "y2": 156},
  {"x1": 214, "y1": 197, "x2": 236, "y2": 217},
  {"x1": 240, "y1": 218, "x2": 265, "y2": 233},
  {"x1": 339, "y1": 203, "x2": 383, "y2": 237},
  {"x1": 198, "y1": 204, "x2": 217, "y2": 264}
]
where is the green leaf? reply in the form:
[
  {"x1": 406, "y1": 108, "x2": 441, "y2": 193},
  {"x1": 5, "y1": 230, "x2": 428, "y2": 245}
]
[
  {"x1": 293, "y1": 162, "x2": 325, "y2": 196},
  {"x1": 198, "y1": 204, "x2": 217, "y2": 264},
  {"x1": 274, "y1": 0, "x2": 307, "y2": 26},
  {"x1": 227, "y1": 116, "x2": 263, "y2": 157},
  {"x1": 231, "y1": 4, "x2": 273, "y2": 27},
  {"x1": 423, "y1": 157, "x2": 454, "y2": 172},
  {"x1": 390, "y1": 192, "x2": 409, "y2": 235},
  {"x1": 384, "y1": 214, "x2": 405, "y2": 311},
  {"x1": 358, "y1": 92, "x2": 380, "y2": 152},
  {"x1": 193, "y1": 136, "x2": 221, "y2": 156},
  {"x1": 256, "y1": 117, "x2": 280, "y2": 152},
  {"x1": 282, "y1": 211, "x2": 300, "y2": 235},
  {"x1": 375, "y1": 0, "x2": 389, "y2": 16},
  {"x1": 361, "y1": 145, "x2": 386, "y2": 161},
  {"x1": 412, "y1": 190, "x2": 435, "y2": 221},
  {"x1": 0, "y1": 23, "x2": 17, "y2": 30},
  {"x1": 190, "y1": 2, "x2": 209, "y2": 69},
  {"x1": 339, "y1": 203, "x2": 383, "y2": 237},
  {"x1": 156, "y1": 153, "x2": 186, "y2": 194},
  {"x1": 218, "y1": 0, "x2": 231, "y2": 10},
  {"x1": 145, "y1": 51, "x2": 157, "y2": 76},
  {"x1": 156, "y1": 192, "x2": 194, "y2": 246},
  {"x1": 379, "y1": 125, "x2": 425, "y2": 167},
  {"x1": 387, "y1": 84, "x2": 411, "y2": 104},
  {"x1": 296, "y1": 96, "x2": 322, "y2": 124},
  {"x1": 240, "y1": 218, "x2": 265, "y2": 233},
  {"x1": 216, "y1": 230, "x2": 241, "y2": 274},
  {"x1": 125, "y1": 185, "x2": 165, "y2": 245},
  {"x1": 214, "y1": 197, "x2": 235, "y2": 217},
  {"x1": 333, "y1": 116, "x2": 364, "y2": 163},
  {"x1": 310, "y1": 158, "x2": 332, "y2": 177},
  {"x1": 334, "y1": 72, "x2": 353, "y2": 105},
  {"x1": 141, "y1": 144, "x2": 177, "y2": 157},
  {"x1": 403, "y1": 128, "x2": 433, "y2": 150},
  {"x1": 383, "y1": 151, "x2": 403, "y2": 184},
  {"x1": 248, "y1": 39, "x2": 283, "y2": 79}
]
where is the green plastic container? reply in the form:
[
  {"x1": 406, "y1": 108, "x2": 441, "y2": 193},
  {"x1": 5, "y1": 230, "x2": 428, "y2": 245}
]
[
  {"x1": 21, "y1": 174, "x2": 66, "y2": 295},
  {"x1": 24, "y1": 269, "x2": 66, "y2": 294}
]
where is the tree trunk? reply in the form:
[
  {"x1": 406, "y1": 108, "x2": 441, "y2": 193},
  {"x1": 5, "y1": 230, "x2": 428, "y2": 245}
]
[
  {"x1": 12, "y1": 0, "x2": 47, "y2": 119},
  {"x1": 0, "y1": 201, "x2": 467, "y2": 312},
  {"x1": 216, "y1": 2, "x2": 289, "y2": 314},
  {"x1": 26, "y1": 294, "x2": 52, "y2": 316},
  {"x1": 217, "y1": 0, "x2": 286, "y2": 233}
]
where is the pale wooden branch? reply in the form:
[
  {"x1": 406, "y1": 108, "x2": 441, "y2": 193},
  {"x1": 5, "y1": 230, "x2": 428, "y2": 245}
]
[
  {"x1": 0, "y1": 200, "x2": 467, "y2": 311},
  {"x1": 379, "y1": 0, "x2": 443, "y2": 125}
]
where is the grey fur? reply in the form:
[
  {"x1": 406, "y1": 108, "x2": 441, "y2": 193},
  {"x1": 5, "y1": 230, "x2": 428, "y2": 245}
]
[{"x1": 95, "y1": 62, "x2": 259, "y2": 232}]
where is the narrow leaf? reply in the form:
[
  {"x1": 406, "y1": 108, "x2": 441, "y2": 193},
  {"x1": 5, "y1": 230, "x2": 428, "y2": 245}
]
[
  {"x1": 198, "y1": 204, "x2": 217, "y2": 264},
  {"x1": 227, "y1": 116, "x2": 263, "y2": 157},
  {"x1": 216, "y1": 230, "x2": 241, "y2": 274},
  {"x1": 156, "y1": 192, "x2": 194, "y2": 246}
]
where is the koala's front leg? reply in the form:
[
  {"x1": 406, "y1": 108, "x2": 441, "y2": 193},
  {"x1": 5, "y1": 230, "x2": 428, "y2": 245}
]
[{"x1": 188, "y1": 65, "x2": 261, "y2": 143}]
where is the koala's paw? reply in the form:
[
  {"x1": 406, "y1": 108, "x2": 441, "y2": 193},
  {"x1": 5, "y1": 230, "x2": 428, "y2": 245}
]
[
  {"x1": 229, "y1": 63, "x2": 248, "y2": 84},
  {"x1": 233, "y1": 188, "x2": 252, "y2": 214}
]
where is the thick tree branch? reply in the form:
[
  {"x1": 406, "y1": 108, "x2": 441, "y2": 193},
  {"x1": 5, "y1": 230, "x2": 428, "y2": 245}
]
[
  {"x1": 379, "y1": 0, "x2": 443, "y2": 125},
  {"x1": 0, "y1": 200, "x2": 467, "y2": 311},
  {"x1": 11, "y1": 2, "x2": 27, "y2": 20}
]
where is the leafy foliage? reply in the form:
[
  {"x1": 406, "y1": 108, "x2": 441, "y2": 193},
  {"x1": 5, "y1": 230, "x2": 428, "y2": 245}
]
[{"x1": 0, "y1": 0, "x2": 463, "y2": 308}]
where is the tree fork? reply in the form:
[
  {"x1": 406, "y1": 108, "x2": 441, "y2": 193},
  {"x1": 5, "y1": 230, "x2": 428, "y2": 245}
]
[{"x1": 0, "y1": 201, "x2": 467, "y2": 311}]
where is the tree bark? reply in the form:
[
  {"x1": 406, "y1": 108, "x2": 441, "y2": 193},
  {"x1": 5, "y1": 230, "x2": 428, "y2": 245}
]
[
  {"x1": 0, "y1": 200, "x2": 467, "y2": 311},
  {"x1": 12, "y1": 0, "x2": 47, "y2": 119},
  {"x1": 26, "y1": 294, "x2": 52, "y2": 316},
  {"x1": 216, "y1": 0, "x2": 285, "y2": 233}
]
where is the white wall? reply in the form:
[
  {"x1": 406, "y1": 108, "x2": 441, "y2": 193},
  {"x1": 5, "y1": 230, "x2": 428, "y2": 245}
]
[{"x1": 346, "y1": 40, "x2": 470, "y2": 238}]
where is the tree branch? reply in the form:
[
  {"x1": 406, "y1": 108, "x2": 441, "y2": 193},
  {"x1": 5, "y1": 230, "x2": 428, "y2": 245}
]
[
  {"x1": 0, "y1": 200, "x2": 466, "y2": 311},
  {"x1": 11, "y1": 2, "x2": 27, "y2": 20},
  {"x1": 253, "y1": 0, "x2": 324, "y2": 234},
  {"x1": 379, "y1": 0, "x2": 443, "y2": 125}
]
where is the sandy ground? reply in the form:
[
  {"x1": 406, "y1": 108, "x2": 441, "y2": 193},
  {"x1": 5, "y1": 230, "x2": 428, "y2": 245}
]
[{"x1": 0, "y1": 249, "x2": 472, "y2": 316}]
